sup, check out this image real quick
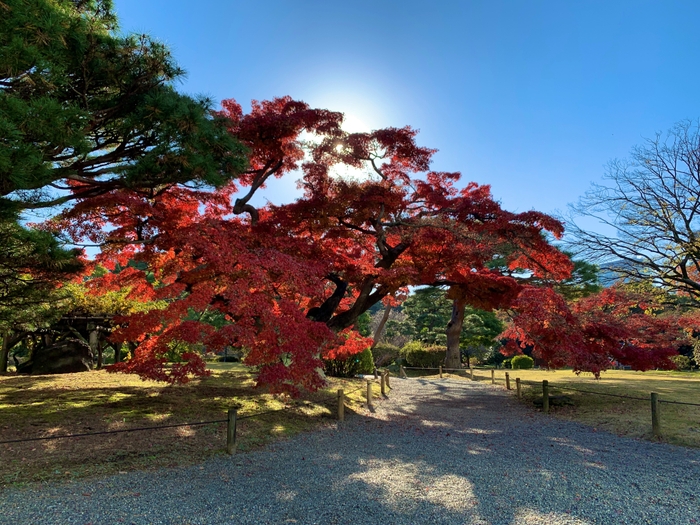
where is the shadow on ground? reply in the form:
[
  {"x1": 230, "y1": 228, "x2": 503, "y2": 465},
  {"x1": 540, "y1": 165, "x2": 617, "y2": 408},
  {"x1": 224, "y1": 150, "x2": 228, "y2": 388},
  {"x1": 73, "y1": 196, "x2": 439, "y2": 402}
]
[{"x1": 2, "y1": 377, "x2": 698, "y2": 524}]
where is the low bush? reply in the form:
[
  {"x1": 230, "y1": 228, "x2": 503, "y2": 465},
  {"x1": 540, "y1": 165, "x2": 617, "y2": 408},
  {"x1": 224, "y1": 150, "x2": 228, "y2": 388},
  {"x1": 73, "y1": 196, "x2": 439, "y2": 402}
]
[
  {"x1": 324, "y1": 347, "x2": 374, "y2": 377},
  {"x1": 372, "y1": 343, "x2": 400, "y2": 367},
  {"x1": 511, "y1": 355, "x2": 534, "y2": 370},
  {"x1": 402, "y1": 341, "x2": 446, "y2": 368},
  {"x1": 466, "y1": 356, "x2": 480, "y2": 367},
  {"x1": 670, "y1": 355, "x2": 692, "y2": 371}
]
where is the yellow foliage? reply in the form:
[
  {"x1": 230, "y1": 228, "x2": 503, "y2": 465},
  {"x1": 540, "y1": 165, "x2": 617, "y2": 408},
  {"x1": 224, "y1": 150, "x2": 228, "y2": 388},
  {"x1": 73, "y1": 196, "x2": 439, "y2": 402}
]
[{"x1": 61, "y1": 283, "x2": 167, "y2": 316}]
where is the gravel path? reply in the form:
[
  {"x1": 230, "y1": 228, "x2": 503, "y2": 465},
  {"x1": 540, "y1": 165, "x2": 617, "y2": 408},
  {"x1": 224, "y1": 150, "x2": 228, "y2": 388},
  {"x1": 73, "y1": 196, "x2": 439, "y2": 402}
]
[{"x1": 1, "y1": 377, "x2": 699, "y2": 525}]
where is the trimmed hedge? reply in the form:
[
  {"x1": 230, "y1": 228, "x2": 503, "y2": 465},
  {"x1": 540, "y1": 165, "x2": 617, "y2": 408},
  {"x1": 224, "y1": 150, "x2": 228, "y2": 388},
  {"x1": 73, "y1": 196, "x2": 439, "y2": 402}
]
[
  {"x1": 511, "y1": 355, "x2": 534, "y2": 370},
  {"x1": 401, "y1": 341, "x2": 446, "y2": 368},
  {"x1": 372, "y1": 343, "x2": 400, "y2": 367}
]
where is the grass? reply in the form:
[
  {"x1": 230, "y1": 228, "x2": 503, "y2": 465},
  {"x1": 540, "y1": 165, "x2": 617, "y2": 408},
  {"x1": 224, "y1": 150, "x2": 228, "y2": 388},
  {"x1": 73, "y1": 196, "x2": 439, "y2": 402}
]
[
  {"x1": 0, "y1": 363, "x2": 375, "y2": 488},
  {"x1": 6, "y1": 362, "x2": 694, "y2": 487},
  {"x1": 440, "y1": 367, "x2": 700, "y2": 448}
]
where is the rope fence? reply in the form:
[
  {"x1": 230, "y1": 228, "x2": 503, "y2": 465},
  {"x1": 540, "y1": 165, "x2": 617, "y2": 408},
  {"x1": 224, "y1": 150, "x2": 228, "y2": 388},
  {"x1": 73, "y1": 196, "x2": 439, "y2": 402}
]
[
  {"x1": 5, "y1": 363, "x2": 697, "y2": 453},
  {"x1": 1, "y1": 375, "x2": 387, "y2": 454},
  {"x1": 399, "y1": 363, "x2": 700, "y2": 438},
  {"x1": 657, "y1": 399, "x2": 700, "y2": 407},
  {"x1": 547, "y1": 384, "x2": 649, "y2": 401},
  {"x1": 0, "y1": 419, "x2": 228, "y2": 445}
]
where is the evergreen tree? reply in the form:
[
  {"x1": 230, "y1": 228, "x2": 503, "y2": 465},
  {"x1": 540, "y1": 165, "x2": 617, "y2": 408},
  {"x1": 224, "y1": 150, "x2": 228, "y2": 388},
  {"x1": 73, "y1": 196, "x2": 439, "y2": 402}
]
[
  {"x1": 0, "y1": 0, "x2": 247, "y2": 370},
  {"x1": 1, "y1": 0, "x2": 246, "y2": 214},
  {"x1": 399, "y1": 287, "x2": 503, "y2": 359}
]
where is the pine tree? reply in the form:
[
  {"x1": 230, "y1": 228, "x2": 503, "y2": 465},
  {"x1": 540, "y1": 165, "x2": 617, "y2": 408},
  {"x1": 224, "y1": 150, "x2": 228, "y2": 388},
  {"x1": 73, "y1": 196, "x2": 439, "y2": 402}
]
[{"x1": 0, "y1": 0, "x2": 246, "y2": 214}]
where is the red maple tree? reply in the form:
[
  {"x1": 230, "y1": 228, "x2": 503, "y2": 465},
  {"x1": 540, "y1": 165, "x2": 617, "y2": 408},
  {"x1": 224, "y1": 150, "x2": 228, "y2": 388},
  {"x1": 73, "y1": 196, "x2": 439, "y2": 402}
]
[
  {"x1": 503, "y1": 286, "x2": 683, "y2": 376},
  {"x1": 53, "y1": 96, "x2": 679, "y2": 392}
]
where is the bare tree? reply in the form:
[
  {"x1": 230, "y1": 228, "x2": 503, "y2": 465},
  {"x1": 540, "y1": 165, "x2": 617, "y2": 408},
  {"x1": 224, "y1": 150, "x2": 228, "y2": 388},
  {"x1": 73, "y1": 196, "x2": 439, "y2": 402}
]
[
  {"x1": 568, "y1": 120, "x2": 700, "y2": 304},
  {"x1": 368, "y1": 307, "x2": 409, "y2": 348}
]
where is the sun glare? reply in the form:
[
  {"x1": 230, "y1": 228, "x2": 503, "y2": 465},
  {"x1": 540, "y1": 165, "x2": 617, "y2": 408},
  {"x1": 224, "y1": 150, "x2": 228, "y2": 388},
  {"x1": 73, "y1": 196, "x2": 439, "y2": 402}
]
[
  {"x1": 299, "y1": 90, "x2": 390, "y2": 181},
  {"x1": 341, "y1": 113, "x2": 369, "y2": 133}
]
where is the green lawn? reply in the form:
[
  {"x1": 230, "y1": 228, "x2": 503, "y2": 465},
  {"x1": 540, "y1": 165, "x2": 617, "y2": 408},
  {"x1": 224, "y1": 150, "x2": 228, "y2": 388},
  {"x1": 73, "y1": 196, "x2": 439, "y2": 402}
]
[{"x1": 455, "y1": 368, "x2": 700, "y2": 448}]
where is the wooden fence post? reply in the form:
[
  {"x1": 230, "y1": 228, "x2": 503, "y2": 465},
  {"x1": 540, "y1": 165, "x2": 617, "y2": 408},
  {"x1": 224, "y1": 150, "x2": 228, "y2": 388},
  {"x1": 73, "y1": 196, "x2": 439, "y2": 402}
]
[
  {"x1": 385, "y1": 371, "x2": 391, "y2": 389},
  {"x1": 400, "y1": 365, "x2": 407, "y2": 378},
  {"x1": 380, "y1": 373, "x2": 386, "y2": 396},
  {"x1": 439, "y1": 365, "x2": 443, "y2": 378},
  {"x1": 226, "y1": 408, "x2": 238, "y2": 455},
  {"x1": 651, "y1": 392, "x2": 660, "y2": 437},
  {"x1": 366, "y1": 380, "x2": 373, "y2": 409},
  {"x1": 337, "y1": 389, "x2": 345, "y2": 421},
  {"x1": 516, "y1": 378, "x2": 521, "y2": 398},
  {"x1": 542, "y1": 380, "x2": 549, "y2": 414},
  {"x1": 491, "y1": 369, "x2": 495, "y2": 385},
  {"x1": 505, "y1": 372, "x2": 511, "y2": 390}
]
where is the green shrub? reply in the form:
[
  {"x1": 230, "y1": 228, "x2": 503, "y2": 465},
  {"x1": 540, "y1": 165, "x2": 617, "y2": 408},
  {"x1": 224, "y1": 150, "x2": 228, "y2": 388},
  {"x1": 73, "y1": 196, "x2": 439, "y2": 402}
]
[
  {"x1": 402, "y1": 341, "x2": 446, "y2": 368},
  {"x1": 670, "y1": 354, "x2": 692, "y2": 371},
  {"x1": 511, "y1": 355, "x2": 534, "y2": 370},
  {"x1": 356, "y1": 347, "x2": 374, "y2": 374},
  {"x1": 372, "y1": 343, "x2": 400, "y2": 367},
  {"x1": 324, "y1": 347, "x2": 374, "y2": 377},
  {"x1": 400, "y1": 341, "x2": 423, "y2": 356}
]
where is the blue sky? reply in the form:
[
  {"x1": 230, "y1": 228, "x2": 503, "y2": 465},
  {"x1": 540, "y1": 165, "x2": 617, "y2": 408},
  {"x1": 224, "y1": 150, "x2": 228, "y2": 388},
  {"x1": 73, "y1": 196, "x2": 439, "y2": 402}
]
[{"x1": 114, "y1": 0, "x2": 700, "y2": 222}]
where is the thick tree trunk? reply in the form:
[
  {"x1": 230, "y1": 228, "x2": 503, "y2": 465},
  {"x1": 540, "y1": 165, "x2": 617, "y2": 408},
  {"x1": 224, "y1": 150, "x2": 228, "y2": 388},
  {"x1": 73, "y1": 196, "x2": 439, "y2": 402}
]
[
  {"x1": 371, "y1": 304, "x2": 392, "y2": 349},
  {"x1": 306, "y1": 274, "x2": 348, "y2": 323},
  {"x1": 445, "y1": 295, "x2": 467, "y2": 369},
  {"x1": 0, "y1": 331, "x2": 9, "y2": 374}
]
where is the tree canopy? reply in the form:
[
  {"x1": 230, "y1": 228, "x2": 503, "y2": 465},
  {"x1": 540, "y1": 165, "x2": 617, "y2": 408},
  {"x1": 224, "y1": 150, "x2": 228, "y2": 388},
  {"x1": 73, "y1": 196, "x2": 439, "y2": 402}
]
[
  {"x1": 0, "y1": 220, "x2": 81, "y2": 325},
  {"x1": 53, "y1": 95, "x2": 580, "y2": 393},
  {"x1": 0, "y1": 0, "x2": 248, "y2": 352},
  {"x1": 1, "y1": 0, "x2": 247, "y2": 215}
]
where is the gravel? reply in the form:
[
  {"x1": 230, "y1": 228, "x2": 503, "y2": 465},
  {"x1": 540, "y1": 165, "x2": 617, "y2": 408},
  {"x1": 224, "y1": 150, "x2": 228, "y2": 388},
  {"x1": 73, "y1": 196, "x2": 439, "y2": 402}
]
[{"x1": 1, "y1": 377, "x2": 699, "y2": 525}]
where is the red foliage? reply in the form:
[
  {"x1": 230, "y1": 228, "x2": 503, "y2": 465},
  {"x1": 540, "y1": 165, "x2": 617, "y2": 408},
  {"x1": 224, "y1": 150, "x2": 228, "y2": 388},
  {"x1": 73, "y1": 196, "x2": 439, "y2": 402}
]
[
  {"x1": 55, "y1": 96, "x2": 590, "y2": 393},
  {"x1": 503, "y1": 286, "x2": 684, "y2": 376},
  {"x1": 323, "y1": 330, "x2": 374, "y2": 361}
]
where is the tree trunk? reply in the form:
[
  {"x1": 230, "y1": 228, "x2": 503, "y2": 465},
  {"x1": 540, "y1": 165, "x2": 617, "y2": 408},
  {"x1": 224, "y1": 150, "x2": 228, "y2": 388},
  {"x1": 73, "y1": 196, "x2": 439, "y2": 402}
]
[
  {"x1": 445, "y1": 295, "x2": 467, "y2": 369},
  {"x1": 96, "y1": 340, "x2": 103, "y2": 370},
  {"x1": 0, "y1": 331, "x2": 9, "y2": 374},
  {"x1": 127, "y1": 342, "x2": 137, "y2": 361},
  {"x1": 89, "y1": 329, "x2": 99, "y2": 369},
  {"x1": 371, "y1": 304, "x2": 392, "y2": 349}
]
